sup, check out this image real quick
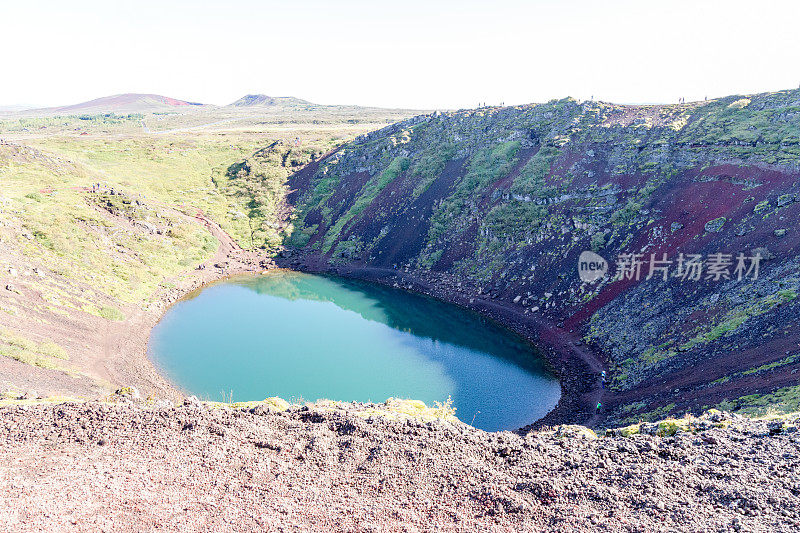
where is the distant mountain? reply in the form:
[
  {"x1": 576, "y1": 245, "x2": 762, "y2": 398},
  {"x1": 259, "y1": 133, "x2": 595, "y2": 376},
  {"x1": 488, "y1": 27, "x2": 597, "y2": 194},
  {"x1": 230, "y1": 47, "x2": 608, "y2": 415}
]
[
  {"x1": 228, "y1": 94, "x2": 312, "y2": 107},
  {"x1": 17, "y1": 94, "x2": 206, "y2": 116}
]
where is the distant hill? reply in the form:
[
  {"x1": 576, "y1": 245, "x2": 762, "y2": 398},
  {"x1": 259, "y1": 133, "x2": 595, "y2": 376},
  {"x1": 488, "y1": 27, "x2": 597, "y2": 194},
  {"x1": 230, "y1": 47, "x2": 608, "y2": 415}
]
[
  {"x1": 228, "y1": 94, "x2": 312, "y2": 107},
  {"x1": 18, "y1": 94, "x2": 206, "y2": 116}
]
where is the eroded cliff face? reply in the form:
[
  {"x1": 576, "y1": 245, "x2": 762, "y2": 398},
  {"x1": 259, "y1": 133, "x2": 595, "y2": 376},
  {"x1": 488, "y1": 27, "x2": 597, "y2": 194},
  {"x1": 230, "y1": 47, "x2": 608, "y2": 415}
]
[{"x1": 284, "y1": 89, "x2": 800, "y2": 423}]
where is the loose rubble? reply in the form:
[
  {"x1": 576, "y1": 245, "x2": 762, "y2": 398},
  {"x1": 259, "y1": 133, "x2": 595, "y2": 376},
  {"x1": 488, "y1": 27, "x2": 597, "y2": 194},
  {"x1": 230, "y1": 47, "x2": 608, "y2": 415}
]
[{"x1": 0, "y1": 400, "x2": 797, "y2": 531}]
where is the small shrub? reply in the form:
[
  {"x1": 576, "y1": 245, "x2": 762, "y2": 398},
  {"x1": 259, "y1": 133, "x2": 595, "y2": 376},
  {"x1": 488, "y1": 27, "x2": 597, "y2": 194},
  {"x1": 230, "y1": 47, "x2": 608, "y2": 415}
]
[
  {"x1": 778, "y1": 289, "x2": 797, "y2": 302},
  {"x1": 38, "y1": 341, "x2": 68, "y2": 360},
  {"x1": 99, "y1": 306, "x2": 125, "y2": 321},
  {"x1": 590, "y1": 232, "x2": 606, "y2": 252}
]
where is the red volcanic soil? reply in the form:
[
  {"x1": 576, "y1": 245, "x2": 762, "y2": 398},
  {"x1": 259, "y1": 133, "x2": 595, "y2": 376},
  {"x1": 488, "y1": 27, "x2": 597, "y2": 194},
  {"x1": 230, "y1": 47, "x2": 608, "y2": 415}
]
[
  {"x1": 160, "y1": 96, "x2": 195, "y2": 107},
  {"x1": 285, "y1": 148, "x2": 341, "y2": 205},
  {"x1": 357, "y1": 158, "x2": 467, "y2": 268},
  {"x1": 568, "y1": 164, "x2": 799, "y2": 327}
]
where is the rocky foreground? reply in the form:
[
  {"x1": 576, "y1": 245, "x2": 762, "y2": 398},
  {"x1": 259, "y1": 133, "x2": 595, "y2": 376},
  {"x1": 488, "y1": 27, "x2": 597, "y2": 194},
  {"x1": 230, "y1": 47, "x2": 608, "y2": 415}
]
[{"x1": 0, "y1": 398, "x2": 798, "y2": 532}]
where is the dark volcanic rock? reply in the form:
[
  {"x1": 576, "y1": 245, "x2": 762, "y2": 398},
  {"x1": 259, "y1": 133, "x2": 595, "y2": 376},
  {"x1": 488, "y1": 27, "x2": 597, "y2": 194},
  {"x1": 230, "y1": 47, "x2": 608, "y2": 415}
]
[{"x1": 282, "y1": 89, "x2": 800, "y2": 425}]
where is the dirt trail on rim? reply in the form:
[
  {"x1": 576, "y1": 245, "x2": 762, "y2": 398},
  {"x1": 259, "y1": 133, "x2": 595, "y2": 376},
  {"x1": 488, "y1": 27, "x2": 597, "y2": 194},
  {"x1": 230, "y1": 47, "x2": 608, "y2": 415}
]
[{"x1": 97, "y1": 204, "x2": 266, "y2": 400}]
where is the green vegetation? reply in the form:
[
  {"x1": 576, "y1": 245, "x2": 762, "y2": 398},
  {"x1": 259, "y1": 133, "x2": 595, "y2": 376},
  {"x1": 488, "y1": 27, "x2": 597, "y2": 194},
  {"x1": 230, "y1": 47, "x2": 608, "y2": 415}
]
[
  {"x1": 611, "y1": 414, "x2": 732, "y2": 437},
  {"x1": 718, "y1": 385, "x2": 800, "y2": 417},
  {"x1": 330, "y1": 237, "x2": 365, "y2": 262},
  {"x1": 1, "y1": 101, "x2": 408, "y2": 307},
  {"x1": 0, "y1": 113, "x2": 143, "y2": 134},
  {"x1": 287, "y1": 224, "x2": 317, "y2": 248},
  {"x1": 428, "y1": 141, "x2": 522, "y2": 243},
  {"x1": 4, "y1": 88, "x2": 800, "y2": 418},
  {"x1": 617, "y1": 424, "x2": 641, "y2": 437},
  {"x1": 655, "y1": 418, "x2": 689, "y2": 437},
  {"x1": 409, "y1": 142, "x2": 457, "y2": 198},
  {"x1": 509, "y1": 145, "x2": 560, "y2": 198},
  {"x1": 0, "y1": 104, "x2": 417, "y2": 403},
  {"x1": 619, "y1": 403, "x2": 676, "y2": 425},
  {"x1": 358, "y1": 397, "x2": 458, "y2": 423},
  {"x1": 685, "y1": 288, "x2": 797, "y2": 349},
  {"x1": 198, "y1": 395, "x2": 458, "y2": 424},
  {"x1": 704, "y1": 217, "x2": 726, "y2": 233},
  {"x1": 714, "y1": 353, "x2": 800, "y2": 387},
  {"x1": 98, "y1": 306, "x2": 125, "y2": 321},
  {"x1": 483, "y1": 202, "x2": 547, "y2": 242},
  {"x1": 0, "y1": 137, "x2": 252, "y2": 302},
  {"x1": 680, "y1": 94, "x2": 800, "y2": 150},
  {"x1": 610, "y1": 199, "x2": 643, "y2": 226},
  {"x1": 546, "y1": 425, "x2": 598, "y2": 439},
  {"x1": 604, "y1": 279, "x2": 799, "y2": 392},
  {"x1": 213, "y1": 142, "x2": 330, "y2": 250},
  {"x1": 202, "y1": 396, "x2": 291, "y2": 411},
  {"x1": 322, "y1": 156, "x2": 409, "y2": 252},
  {"x1": 590, "y1": 232, "x2": 606, "y2": 252},
  {"x1": 5, "y1": 187, "x2": 217, "y2": 303},
  {"x1": 0, "y1": 329, "x2": 71, "y2": 372}
]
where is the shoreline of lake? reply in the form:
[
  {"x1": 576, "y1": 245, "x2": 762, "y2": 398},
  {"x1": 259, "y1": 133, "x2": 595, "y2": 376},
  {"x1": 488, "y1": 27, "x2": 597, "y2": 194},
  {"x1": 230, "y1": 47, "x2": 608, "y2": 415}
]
[{"x1": 147, "y1": 271, "x2": 561, "y2": 432}]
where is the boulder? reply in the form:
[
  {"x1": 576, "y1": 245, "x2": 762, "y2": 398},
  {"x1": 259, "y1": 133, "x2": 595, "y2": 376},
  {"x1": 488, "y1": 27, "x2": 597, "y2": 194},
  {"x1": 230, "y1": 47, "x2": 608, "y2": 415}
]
[
  {"x1": 704, "y1": 217, "x2": 726, "y2": 233},
  {"x1": 115, "y1": 387, "x2": 141, "y2": 400}
]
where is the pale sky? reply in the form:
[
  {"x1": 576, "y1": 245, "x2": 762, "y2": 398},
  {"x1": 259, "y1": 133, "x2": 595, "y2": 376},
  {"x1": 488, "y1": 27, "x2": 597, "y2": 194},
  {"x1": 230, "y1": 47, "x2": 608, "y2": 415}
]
[{"x1": 2, "y1": 0, "x2": 799, "y2": 109}]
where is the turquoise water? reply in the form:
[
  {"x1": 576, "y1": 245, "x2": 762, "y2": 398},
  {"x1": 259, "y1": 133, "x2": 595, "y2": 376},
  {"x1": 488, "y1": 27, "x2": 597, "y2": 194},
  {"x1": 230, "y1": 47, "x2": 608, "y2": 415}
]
[{"x1": 148, "y1": 271, "x2": 560, "y2": 431}]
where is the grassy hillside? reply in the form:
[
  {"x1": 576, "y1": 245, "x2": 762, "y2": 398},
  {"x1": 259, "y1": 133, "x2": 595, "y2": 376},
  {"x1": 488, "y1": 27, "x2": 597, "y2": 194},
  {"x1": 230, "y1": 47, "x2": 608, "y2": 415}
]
[
  {"x1": 0, "y1": 103, "x2": 420, "y2": 396},
  {"x1": 286, "y1": 89, "x2": 800, "y2": 423}
]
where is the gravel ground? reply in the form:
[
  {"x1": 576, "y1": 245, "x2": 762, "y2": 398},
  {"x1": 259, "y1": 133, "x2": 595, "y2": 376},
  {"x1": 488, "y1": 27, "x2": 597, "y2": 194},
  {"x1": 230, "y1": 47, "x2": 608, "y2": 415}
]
[{"x1": 0, "y1": 400, "x2": 797, "y2": 532}]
